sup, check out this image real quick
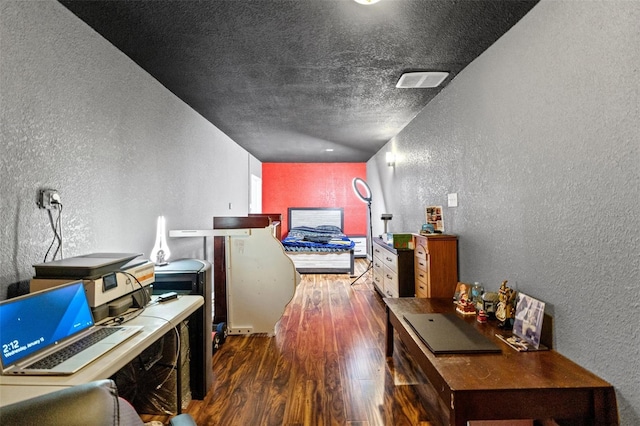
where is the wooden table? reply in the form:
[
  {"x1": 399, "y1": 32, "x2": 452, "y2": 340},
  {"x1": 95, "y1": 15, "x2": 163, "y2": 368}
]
[{"x1": 384, "y1": 298, "x2": 618, "y2": 426}]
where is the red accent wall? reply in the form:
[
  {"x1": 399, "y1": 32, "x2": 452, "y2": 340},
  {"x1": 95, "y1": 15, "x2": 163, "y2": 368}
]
[{"x1": 262, "y1": 163, "x2": 367, "y2": 237}]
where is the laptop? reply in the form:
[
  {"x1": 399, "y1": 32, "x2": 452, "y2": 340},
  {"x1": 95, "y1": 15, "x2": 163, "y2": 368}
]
[
  {"x1": 0, "y1": 281, "x2": 142, "y2": 375},
  {"x1": 403, "y1": 313, "x2": 501, "y2": 354}
]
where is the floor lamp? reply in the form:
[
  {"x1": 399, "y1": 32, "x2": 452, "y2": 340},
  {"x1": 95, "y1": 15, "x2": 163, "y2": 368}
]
[{"x1": 351, "y1": 177, "x2": 373, "y2": 286}]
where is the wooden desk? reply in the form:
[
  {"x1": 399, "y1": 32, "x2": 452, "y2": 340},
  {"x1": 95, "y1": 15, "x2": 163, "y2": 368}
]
[
  {"x1": 0, "y1": 295, "x2": 204, "y2": 407},
  {"x1": 384, "y1": 298, "x2": 618, "y2": 426}
]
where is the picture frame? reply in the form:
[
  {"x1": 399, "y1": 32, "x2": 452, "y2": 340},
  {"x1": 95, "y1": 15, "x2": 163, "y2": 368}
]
[
  {"x1": 512, "y1": 293, "x2": 546, "y2": 349},
  {"x1": 425, "y1": 206, "x2": 444, "y2": 233},
  {"x1": 453, "y1": 282, "x2": 470, "y2": 303}
]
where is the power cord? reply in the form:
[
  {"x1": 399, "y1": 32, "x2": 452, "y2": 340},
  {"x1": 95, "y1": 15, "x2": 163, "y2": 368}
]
[
  {"x1": 100, "y1": 270, "x2": 156, "y2": 327},
  {"x1": 156, "y1": 325, "x2": 180, "y2": 391},
  {"x1": 101, "y1": 304, "x2": 147, "y2": 326},
  {"x1": 140, "y1": 315, "x2": 181, "y2": 391},
  {"x1": 117, "y1": 270, "x2": 152, "y2": 307},
  {"x1": 43, "y1": 203, "x2": 63, "y2": 262}
]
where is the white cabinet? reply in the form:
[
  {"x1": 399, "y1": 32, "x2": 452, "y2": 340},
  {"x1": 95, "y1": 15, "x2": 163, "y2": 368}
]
[{"x1": 349, "y1": 235, "x2": 368, "y2": 258}]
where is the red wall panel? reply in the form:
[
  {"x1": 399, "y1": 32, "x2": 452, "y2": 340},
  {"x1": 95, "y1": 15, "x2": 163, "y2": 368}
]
[{"x1": 262, "y1": 163, "x2": 367, "y2": 237}]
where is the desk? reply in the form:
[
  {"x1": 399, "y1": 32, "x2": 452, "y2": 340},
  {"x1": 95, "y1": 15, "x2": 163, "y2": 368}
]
[
  {"x1": 0, "y1": 295, "x2": 204, "y2": 407},
  {"x1": 384, "y1": 298, "x2": 618, "y2": 426}
]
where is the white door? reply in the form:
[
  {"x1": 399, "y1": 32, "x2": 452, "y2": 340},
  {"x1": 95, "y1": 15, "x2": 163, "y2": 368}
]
[{"x1": 250, "y1": 174, "x2": 262, "y2": 213}]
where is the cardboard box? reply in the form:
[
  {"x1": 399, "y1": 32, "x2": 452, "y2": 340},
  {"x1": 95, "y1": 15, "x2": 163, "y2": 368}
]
[{"x1": 391, "y1": 233, "x2": 413, "y2": 249}]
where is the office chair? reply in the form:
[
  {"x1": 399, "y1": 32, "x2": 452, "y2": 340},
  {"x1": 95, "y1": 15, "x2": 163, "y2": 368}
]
[{"x1": 1, "y1": 379, "x2": 197, "y2": 426}]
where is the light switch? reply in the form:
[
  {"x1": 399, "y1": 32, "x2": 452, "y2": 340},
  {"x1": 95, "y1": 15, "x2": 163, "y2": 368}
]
[{"x1": 448, "y1": 193, "x2": 458, "y2": 207}]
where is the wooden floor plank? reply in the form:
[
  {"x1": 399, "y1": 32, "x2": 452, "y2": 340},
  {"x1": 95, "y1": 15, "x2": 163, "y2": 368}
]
[{"x1": 141, "y1": 259, "x2": 437, "y2": 425}]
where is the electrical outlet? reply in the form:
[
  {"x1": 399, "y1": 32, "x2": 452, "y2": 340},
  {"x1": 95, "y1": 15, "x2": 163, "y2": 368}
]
[
  {"x1": 38, "y1": 189, "x2": 60, "y2": 209},
  {"x1": 447, "y1": 193, "x2": 458, "y2": 207}
]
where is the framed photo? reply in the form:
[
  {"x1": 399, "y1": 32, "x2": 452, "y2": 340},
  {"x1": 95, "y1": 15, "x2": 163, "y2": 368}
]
[
  {"x1": 425, "y1": 206, "x2": 444, "y2": 233},
  {"x1": 512, "y1": 293, "x2": 545, "y2": 349},
  {"x1": 453, "y1": 282, "x2": 470, "y2": 303}
]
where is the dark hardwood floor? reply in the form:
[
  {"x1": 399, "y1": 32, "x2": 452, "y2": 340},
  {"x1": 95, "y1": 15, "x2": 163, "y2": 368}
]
[{"x1": 143, "y1": 259, "x2": 435, "y2": 425}]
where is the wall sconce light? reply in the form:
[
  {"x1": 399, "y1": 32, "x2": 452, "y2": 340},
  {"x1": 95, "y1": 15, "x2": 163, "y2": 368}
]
[{"x1": 386, "y1": 152, "x2": 396, "y2": 167}]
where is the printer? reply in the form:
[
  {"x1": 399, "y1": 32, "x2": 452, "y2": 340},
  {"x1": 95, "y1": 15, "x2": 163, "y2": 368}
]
[{"x1": 31, "y1": 253, "x2": 154, "y2": 321}]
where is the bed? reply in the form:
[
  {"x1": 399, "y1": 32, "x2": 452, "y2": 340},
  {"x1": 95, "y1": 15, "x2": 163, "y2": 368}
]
[{"x1": 281, "y1": 207, "x2": 355, "y2": 274}]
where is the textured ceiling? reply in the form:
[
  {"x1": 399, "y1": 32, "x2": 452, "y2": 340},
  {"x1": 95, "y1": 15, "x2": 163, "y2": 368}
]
[{"x1": 59, "y1": 0, "x2": 538, "y2": 162}]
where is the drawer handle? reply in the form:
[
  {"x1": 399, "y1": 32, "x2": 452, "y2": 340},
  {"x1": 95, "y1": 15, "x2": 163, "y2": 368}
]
[
  {"x1": 419, "y1": 273, "x2": 425, "y2": 279},
  {"x1": 386, "y1": 274, "x2": 393, "y2": 279},
  {"x1": 419, "y1": 285, "x2": 425, "y2": 290},
  {"x1": 386, "y1": 257, "x2": 393, "y2": 262}
]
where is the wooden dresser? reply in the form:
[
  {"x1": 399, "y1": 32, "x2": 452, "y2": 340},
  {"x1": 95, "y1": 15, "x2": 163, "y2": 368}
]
[
  {"x1": 412, "y1": 234, "x2": 458, "y2": 298},
  {"x1": 372, "y1": 238, "x2": 414, "y2": 298}
]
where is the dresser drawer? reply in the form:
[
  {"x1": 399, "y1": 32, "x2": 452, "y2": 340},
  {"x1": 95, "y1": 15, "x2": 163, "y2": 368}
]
[
  {"x1": 373, "y1": 256, "x2": 385, "y2": 278},
  {"x1": 414, "y1": 243, "x2": 427, "y2": 259},
  {"x1": 349, "y1": 235, "x2": 367, "y2": 258},
  {"x1": 383, "y1": 264, "x2": 399, "y2": 298},
  {"x1": 372, "y1": 268, "x2": 384, "y2": 289},
  {"x1": 415, "y1": 264, "x2": 428, "y2": 285},
  {"x1": 381, "y1": 251, "x2": 398, "y2": 272},
  {"x1": 414, "y1": 254, "x2": 428, "y2": 272},
  {"x1": 415, "y1": 262, "x2": 429, "y2": 298},
  {"x1": 415, "y1": 280, "x2": 429, "y2": 298}
]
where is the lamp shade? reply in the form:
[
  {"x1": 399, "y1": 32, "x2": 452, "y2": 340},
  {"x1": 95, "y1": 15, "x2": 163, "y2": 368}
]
[{"x1": 150, "y1": 215, "x2": 171, "y2": 265}]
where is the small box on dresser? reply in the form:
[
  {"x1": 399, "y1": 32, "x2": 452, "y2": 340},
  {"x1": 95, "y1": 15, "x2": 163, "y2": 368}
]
[
  {"x1": 372, "y1": 237, "x2": 414, "y2": 298},
  {"x1": 413, "y1": 234, "x2": 458, "y2": 298}
]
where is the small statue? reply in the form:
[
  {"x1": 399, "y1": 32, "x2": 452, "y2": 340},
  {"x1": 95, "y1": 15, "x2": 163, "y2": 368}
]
[
  {"x1": 495, "y1": 280, "x2": 517, "y2": 329},
  {"x1": 458, "y1": 283, "x2": 469, "y2": 302},
  {"x1": 481, "y1": 292, "x2": 499, "y2": 316}
]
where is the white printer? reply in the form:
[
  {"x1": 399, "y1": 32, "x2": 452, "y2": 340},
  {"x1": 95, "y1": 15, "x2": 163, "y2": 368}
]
[{"x1": 31, "y1": 253, "x2": 154, "y2": 321}]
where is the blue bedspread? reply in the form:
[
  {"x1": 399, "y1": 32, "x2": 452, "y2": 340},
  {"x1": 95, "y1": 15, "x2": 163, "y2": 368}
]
[{"x1": 282, "y1": 225, "x2": 355, "y2": 252}]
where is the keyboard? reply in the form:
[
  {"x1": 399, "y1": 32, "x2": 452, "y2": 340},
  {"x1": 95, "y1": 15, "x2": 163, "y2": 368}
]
[{"x1": 26, "y1": 327, "x2": 122, "y2": 370}]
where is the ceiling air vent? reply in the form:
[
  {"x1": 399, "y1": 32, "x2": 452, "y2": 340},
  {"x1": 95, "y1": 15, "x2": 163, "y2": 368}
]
[{"x1": 396, "y1": 71, "x2": 449, "y2": 88}]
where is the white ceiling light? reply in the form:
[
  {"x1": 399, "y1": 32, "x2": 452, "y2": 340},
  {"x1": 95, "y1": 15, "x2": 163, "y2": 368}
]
[
  {"x1": 354, "y1": 0, "x2": 381, "y2": 5},
  {"x1": 396, "y1": 71, "x2": 449, "y2": 88}
]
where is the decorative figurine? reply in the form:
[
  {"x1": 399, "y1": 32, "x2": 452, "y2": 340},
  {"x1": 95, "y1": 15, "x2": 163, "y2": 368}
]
[
  {"x1": 476, "y1": 310, "x2": 488, "y2": 323},
  {"x1": 495, "y1": 280, "x2": 517, "y2": 329},
  {"x1": 458, "y1": 283, "x2": 469, "y2": 302},
  {"x1": 471, "y1": 282, "x2": 484, "y2": 311},
  {"x1": 482, "y1": 292, "x2": 499, "y2": 317},
  {"x1": 456, "y1": 299, "x2": 477, "y2": 315},
  {"x1": 453, "y1": 282, "x2": 469, "y2": 304}
]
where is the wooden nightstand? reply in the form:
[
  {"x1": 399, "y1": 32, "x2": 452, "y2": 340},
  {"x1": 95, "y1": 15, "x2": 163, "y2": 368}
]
[{"x1": 348, "y1": 235, "x2": 368, "y2": 258}]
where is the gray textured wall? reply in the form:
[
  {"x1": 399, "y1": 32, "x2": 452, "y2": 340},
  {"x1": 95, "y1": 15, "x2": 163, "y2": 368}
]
[
  {"x1": 1, "y1": 1, "x2": 254, "y2": 295},
  {"x1": 369, "y1": 1, "x2": 639, "y2": 422}
]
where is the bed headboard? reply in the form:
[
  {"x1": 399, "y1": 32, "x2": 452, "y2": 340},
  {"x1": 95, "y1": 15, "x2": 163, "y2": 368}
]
[{"x1": 288, "y1": 207, "x2": 344, "y2": 232}]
